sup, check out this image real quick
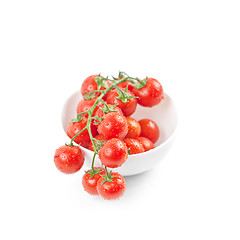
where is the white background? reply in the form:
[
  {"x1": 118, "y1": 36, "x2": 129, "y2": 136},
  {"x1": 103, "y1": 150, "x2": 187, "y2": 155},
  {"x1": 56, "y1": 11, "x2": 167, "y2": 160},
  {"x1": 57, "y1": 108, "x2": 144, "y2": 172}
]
[{"x1": 0, "y1": 0, "x2": 240, "y2": 239}]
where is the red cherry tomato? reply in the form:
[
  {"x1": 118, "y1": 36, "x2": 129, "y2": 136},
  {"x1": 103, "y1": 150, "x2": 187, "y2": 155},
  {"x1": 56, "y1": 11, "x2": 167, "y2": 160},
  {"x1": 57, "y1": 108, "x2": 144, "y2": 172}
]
[
  {"x1": 97, "y1": 112, "x2": 128, "y2": 140},
  {"x1": 106, "y1": 88, "x2": 137, "y2": 117},
  {"x1": 54, "y1": 145, "x2": 84, "y2": 174},
  {"x1": 76, "y1": 98, "x2": 100, "y2": 117},
  {"x1": 82, "y1": 168, "x2": 104, "y2": 195},
  {"x1": 99, "y1": 138, "x2": 128, "y2": 168},
  {"x1": 137, "y1": 137, "x2": 155, "y2": 151},
  {"x1": 132, "y1": 78, "x2": 164, "y2": 107},
  {"x1": 125, "y1": 117, "x2": 141, "y2": 139},
  {"x1": 88, "y1": 135, "x2": 106, "y2": 152},
  {"x1": 138, "y1": 119, "x2": 159, "y2": 143},
  {"x1": 67, "y1": 118, "x2": 97, "y2": 148},
  {"x1": 97, "y1": 172, "x2": 126, "y2": 200},
  {"x1": 81, "y1": 75, "x2": 112, "y2": 98},
  {"x1": 123, "y1": 138, "x2": 145, "y2": 155}
]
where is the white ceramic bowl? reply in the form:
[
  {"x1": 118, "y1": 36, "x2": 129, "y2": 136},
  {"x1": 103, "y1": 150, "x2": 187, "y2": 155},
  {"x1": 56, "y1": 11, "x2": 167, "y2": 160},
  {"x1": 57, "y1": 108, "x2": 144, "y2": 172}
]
[{"x1": 62, "y1": 91, "x2": 178, "y2": 176}]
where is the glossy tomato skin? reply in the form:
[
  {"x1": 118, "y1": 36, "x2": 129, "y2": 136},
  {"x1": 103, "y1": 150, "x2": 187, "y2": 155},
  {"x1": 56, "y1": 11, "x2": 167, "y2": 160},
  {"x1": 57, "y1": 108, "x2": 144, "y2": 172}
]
[
  {"x1": 99, "y1": 138, "x2": 128, "y2": 168},
  {"x1": 125, "y1": 117, "x2": 141, "y2": 139},
  {"x1": 132, "y1": 78, "x2": 164, "y2": 107},
  {"x1": 81, "y1": 75, "x2": 100, "y2": 96},
  {"x1": 97, "y1": 112, "x2": 128, "y2": 140},
  {"x1": 81, "y1": 75, "x2": 111, "y2": 97},
  {"x1": 54, "y1": 145, "x2": 84, "y2": 174},
  {"x1": 67, "y1": 118, "x2": 97, "y2": 148},
  {"x1": 137, "y1": 137, "x2": 155, "y2": 151},
  {"x1": 138, "y1": 119, "x2": 159, "y2": 143},
  {"x1": 82, "y1": 168, "x2": 104, "y2": 195},
  {"x1": 123, "y1": 138, "x2": 145, "y2": 155},
  {"x1": 88, "y1": 135, "x2": 106, "y2": 152},
  {"x1": 76, "y1": 98, "x2": 101, "y2": 117},
  {"x1": 106, "y1": 88, "x2": 137, "y2": 117},
  {"x1": 97, "y1": 172, "x2": 126, "y2": 200}
]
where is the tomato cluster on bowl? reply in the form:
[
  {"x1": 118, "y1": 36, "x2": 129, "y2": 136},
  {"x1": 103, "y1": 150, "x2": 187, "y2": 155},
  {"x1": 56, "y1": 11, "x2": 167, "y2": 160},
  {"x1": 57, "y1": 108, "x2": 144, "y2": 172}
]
[{"x1": 54, "y1": 72, "x2": 164, "y2": 200}]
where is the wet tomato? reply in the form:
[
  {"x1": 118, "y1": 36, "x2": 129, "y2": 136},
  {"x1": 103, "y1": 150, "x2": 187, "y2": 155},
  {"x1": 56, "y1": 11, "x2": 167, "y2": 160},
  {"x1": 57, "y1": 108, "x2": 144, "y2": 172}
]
[
  {"x1": 97, "y1": 112, "x2": 128, "y2": 140},
  {"x1": 123, "y1": 138, "x2": 145, "y2": 155},
  {"x1": 138, "y1": 119, "x2": 159, "y2": 143},
  {"x1": 67, "y1": 118, "x2": 97, "y2": 148},
  {"x1": 82, "y1": 168, "x2": 104, "y2": 195},
  {"x1": 132, "y1": 78, "x2": 164, "y2": 107},
  {"x1": 125, "y1": 117, "x2": 141, "y2": 139},
  {"x1": 54, "y1": 145, "x2": 84, "y2": 174},
  {"x1": 97, "y1": 172, "x2": 126, "y2": 200},
  {"x1": 99, "y1": 138, "x2": 128, "y2": 168},
  {"x1": 137, "y1": 137, "x2": 155, "y2": 151}
]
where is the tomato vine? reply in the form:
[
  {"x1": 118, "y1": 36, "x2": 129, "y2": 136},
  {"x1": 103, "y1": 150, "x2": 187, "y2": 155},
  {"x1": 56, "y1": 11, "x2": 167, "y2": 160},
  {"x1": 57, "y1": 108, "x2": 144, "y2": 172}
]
[{"x1": 68, "y1": 72, "x2": 147, "y2": 177}]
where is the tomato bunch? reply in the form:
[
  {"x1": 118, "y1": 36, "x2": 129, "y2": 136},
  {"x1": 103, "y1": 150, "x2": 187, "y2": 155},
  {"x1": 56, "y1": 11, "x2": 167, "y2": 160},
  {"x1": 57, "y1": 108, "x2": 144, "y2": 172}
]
[{"x1": 54, "y1": 72, "x2": 164, "y2": 200}]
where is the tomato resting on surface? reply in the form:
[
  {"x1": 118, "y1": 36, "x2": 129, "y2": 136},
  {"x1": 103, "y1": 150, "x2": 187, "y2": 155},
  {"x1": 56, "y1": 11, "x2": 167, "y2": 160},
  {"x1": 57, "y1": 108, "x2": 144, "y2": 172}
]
[
  {"x1": 99, "y1": 138, "x2": 128, "y2": 168},
  {"x1": 132, "y1": 78, "x2": 164, "y2": 107},
  {"x1": 137, "y1": 137, "x2": 155, "y2": 151},
  {"x1": 67, "y1": 118, "x2": 97, "y2": 148},
  {"x1": 97, "y1": 112, "x2": 128, "y2": 140},
  {"x1": 125, "y1": 117, "x2": 141, "y2": 139},
  {"x1": 54, "y1": 145, "x2": 85, "y2": 174},
  {"x1": 124, "y1": 138, "x2": 145, "y2": 155},
  {"x1": 106, "y1": 88, "x2": 137, "y2": 117},
  {"x1": 82, "y1": 168, "x2": 104, "y2": 195},
  {"x1": 138, "y1": 119, "x2": 160, "y2": 143},
  {"x1": 97, "y1": 172, "x2": 126, "y2": 200}
]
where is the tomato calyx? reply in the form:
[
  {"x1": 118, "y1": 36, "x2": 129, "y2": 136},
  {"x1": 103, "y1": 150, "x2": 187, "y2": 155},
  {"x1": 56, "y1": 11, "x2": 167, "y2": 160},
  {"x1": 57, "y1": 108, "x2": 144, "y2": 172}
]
[
  {"x1": 98, "y1": 101, "x2": 118, "y2": 114},
  {"x1": 115, "y1": 85, "x2": 138, "y2": 103},
  {"x1": 95, "y1": 75, "x2": 110, "y2": 90},
  {"x1": 85, "y1": 168, "x2": 104, "y2": 178},
  {"x1": 100, "y1": 168, "x2": 116, "y2": 185},
  {"x1": 115, "y1": 71, "x2": 148, "y2": 89},
  {"x1": 131, "y1": 77, "x2": 148, "y2": 89}
]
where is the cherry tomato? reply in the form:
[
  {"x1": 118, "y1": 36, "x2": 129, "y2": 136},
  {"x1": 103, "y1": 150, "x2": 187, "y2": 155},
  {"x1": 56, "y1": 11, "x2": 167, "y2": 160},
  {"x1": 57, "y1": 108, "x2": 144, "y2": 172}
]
[
  {"x1": 97, "y1": 172, "x2": 126, "y2": 200},
  {"x1": 67, "y1": 118, "x2": 97, "y2": 148},
  {"x1": 76, "y1": 98, "x2": 98, "y2": 117},
  {"x1": 97, "y1": 112, "x2": 128, "y2": 140},
  {"x1": 99, "y1": 138, "x2": 128, "y2": 168},
  {"x1": 106, "y1": 88, "x2": 137, "y2": 117},
  {"x1": 125, "y1": 117, "x2": 141, "y2": 139},
  {"x1": 81, "y1": 75, "x2": 100, "y2": 97},
  {"x1": 123, "y1": 138, "x2": 145, "y2": 155},
  {"x1": 137, "y1": 137, "x2": 155, "y2": 151},
  {"x1": 81, "y1": 75, "x2": 112, "y2": 98},
  {"x1": 88, "y1": 135, "x2": 106, "y2": 152},
  {"x1": 82, "y1": 168, "x2": 104, "y2": 195},
  {"x1": 115, "y1": 76, "x2": 134, "y2": 92},
  {"x1": 138, "y1": 119, "x2": 159, "y2": 143},
  {"x1": 54, "y1": 145, "x2": 84, "y2": 174},
  {"x1": 132, "y1": 78, "x2": 164, "y2": 107}
]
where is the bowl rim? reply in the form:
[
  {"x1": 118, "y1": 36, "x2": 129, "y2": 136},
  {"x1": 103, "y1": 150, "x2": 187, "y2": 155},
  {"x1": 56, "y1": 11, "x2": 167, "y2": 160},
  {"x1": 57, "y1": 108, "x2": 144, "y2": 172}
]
[{"x1": 62, "y1": 91, "x2": 178, "y2": 158}]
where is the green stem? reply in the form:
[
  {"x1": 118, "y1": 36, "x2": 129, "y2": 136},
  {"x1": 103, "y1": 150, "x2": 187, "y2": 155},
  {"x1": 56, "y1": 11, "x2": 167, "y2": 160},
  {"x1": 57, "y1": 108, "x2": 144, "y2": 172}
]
[
  {"x1": 69, "y1": 126, "x2": 87, "y2": 145},
  {"x1": 91, "y1": 151, "x2": 97, "y2": 170}
]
